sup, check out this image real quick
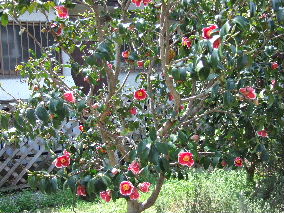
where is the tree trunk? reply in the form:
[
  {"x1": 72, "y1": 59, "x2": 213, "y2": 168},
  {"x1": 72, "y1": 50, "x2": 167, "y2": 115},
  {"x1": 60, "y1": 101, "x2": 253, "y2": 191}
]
[
  {"x1": 245, "y1": 164, "x2": 256, "y2": 186},
  {"x1": 127, "y1": 200, "x2": 142, "y2": 213}
]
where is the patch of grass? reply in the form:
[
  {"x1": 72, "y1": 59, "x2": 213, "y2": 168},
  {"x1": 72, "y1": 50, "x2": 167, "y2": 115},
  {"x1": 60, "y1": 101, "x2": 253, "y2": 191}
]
[
  {"x1": 0, "y1": 169, "x2": 282, "y2": 213},
  {"x1": 0, "y1": 189, "x2": 73, "y2": 213}
]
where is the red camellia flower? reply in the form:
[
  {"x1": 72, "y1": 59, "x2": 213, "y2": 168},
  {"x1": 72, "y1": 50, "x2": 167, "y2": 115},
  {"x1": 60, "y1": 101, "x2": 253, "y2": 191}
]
[
  {"x1": 168, "y1": 93, "x2": 174, "y2": 101},
  {"x1": 257, "y1": 130, "x2": 268, "y2": 137},
  {"x1": 234, "y1": 157, "x2": 243, "y2": 167},
  {"x1": 190, "y1": 134, "x2": 200, "y2": 142},
  {"x1": 271, "y1": 62, "x2": 279, "y2": 70},
  {"x1": 63, "y1": 149, "x2": 71, "y2": 157},
  {"x1": 130, "y1": 188, "x2": 140, "y2": 200},
  {"x1": 107, "y1": 63, "x2": 113, "y2": 69},
  {"x1": 77, "y1": 185, "x2": 87, "y2": 196},
  {"x1": 178, "y1": 152, "x2": 194, "y2": 167},
  {"x1": 63, "y1": 91, "x2": 76, "y2": 103},
  {"x1": 138, "y1": 182, "x2": 151, "y2": 193},
  {"x1": 130, "y1": 107, "x2": 138, "y2": 115},
  {"x1": 143, "y1": 0, "x2": 151, "y2": 5},
  {"x1": 100, "y1": 190, "x2": 112, "y2": 202},
  {"x1": 53, "y1": 152, "x2": 71, "y2": 168},
  {"x1": 96, "y1": 146, "x2": 107, "y2": 153},
  {"x1": 137, "y1": 61, "x2": 144, "y2": 67},
  {"x1": 213, "y1": 37, "x2": 221, "y2": 48},
  {"x1": 221, "y1": 160, "x2": 227, "y2": 167},
  {"x1": 271, "y1": 80, "x2": 276, "y2": 87},
  {"x1": 239, "y1": 87, "x2": 257, "y2": 100},
  {"x1": 182, "y1": 37, "x2": 192, "y2": 48},
  {"x1": 122, "y1": 50, "x2": 130, "y2": 59},
  {"x1": 132, "y1": 0, "x2": 151, "y2": 6},
  {"x1": 179, "y1": 105, "x2": 185, "y2": 110},
  {"x1": 111, "y1": 168, "x2": 119, "y2": 175},
  {"x1": 92, "y1": 104, "x2": 99, "y2": 109},
  {"x1": 79, "y1": 125, "x2": 84, "y2": 132},
  {"x1": 128, "y1": 160, "x2": 141, "y2": 175},
  {"x1": 202, "y1": 25, "x2": 218, "y2": 39},
  {"x1": 134, "y1": 89, "x2": 148, "y2": 100},
  {"x1": 120, "y1": 181, "x2": 134, "y2": 196},
  {"x1": 55, "y1": 6, "x2": 69, "y2": 19},
  {"x1": 50, "y1": 23, "x2": 63, "y2": 36}
]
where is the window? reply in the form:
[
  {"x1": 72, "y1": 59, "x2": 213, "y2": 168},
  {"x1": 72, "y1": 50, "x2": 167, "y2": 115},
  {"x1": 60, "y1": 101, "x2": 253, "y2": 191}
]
[{"x1": 0, "y1": 21, "x2": 60, "y2": 77}]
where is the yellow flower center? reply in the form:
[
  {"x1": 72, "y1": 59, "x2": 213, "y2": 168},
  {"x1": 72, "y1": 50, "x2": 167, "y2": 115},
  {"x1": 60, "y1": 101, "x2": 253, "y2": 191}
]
[
  {"x1": 236, "y1": 160, "x2": 241, "y2": 164},
  {"x1": 207, "y1": 29, "x2": 213, "y2": 37},
  {"x1": 183, "y1": 155, "x2": 190, "y2": 162},
  {"x1": 137, "y1": 91, "x2": 143, "y2": 97},
  {"x1": 123, "y1": 184, "x2": 130, "y2": 191},
  {"x1": 61, "y1": 158, "x2": 66, "y2": 163}
]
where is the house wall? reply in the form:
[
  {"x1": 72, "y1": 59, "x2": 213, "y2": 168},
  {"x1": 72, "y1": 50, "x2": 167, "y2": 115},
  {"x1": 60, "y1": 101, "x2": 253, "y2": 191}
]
[
  {"x1": 0, "y1": 11, "x2": 74, "y2": 100},
  {"x1": 0, "y1": 4, "x2": 142, "y2": 101}
]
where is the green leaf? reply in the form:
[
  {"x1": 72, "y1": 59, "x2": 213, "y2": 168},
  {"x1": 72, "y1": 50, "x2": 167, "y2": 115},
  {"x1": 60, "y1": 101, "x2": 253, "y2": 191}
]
[
  {"x1": 49, "y1": 99, "x2": 58, "y2": 113},
  {"x1": 1, "y1": 13, "x2": 8, "y2": 26},
  {"x1": 101, "y1": 175, "x2": 112, "y2": 187},
  {"x1": 223, "y1": 91, "x2": 235, "y2": 107},
  {"x1": 232, "y1": 16, "x2": 249, "y2": 30},
  {"x1": 226, "y1": 79, "x2": 235, "y2": 90},
  {"x1": 210, "y1": 49, "x2": 220, "y2": 67},
  {"x1": 149, "y1": 144, "x2": 159, "y2": 164},
  {"x1": 178, "y1": 131, "x2": 188, "y2": 144},
  {"x1": 86, "y1": 54, "x2": 99, "y2": 66},
  {"x1": 159, "y1": 157, "x2": 170, "y2": 172},
  {"x1": 28, "y1": 175, "x2": 37, "y2": 190},
  {"x1": 196, "y1": 59, "x2": 210, "y2": 81},
  {"x1": 50, "y1": 177, "x2": 58, "y2": 193},
  {"x1": 172, "y1": 68, "x2": 187, "y2": 81},
  {"x1": 35, "y1": 106, "x2": 49, "y2": 124},
  {"x1": 14, "y1": 114, "x2": 26, "y2": 132},
  {"x1": 67, "y1": 176, "x2": 77, "y2": 193},
  {"x1": 249, "y1": 1, "x2": 256, "y2": 17},
  {"x1": 220, "y1": 21, "x2": 231, "y2": 38},
  {"x1": 0, "y1": 115, "x2": 9, "y2": 130},
  {"x1": 26, "y1": 109, "x2": 37, "y2": 125},
  {"x1": 39, "y1": 178, "x2": 47, "y2": 193},
  {"x1": 149, "y1": 127, "x2": 157, "y2": 141},
  {"x1": 128, "y1": 52, "x2": 139, "y2": 61},
  {"x1": 94, "y1": 178, "x2": 107, "y2": 192},
  {"x1": 268, "y1": 19, "x2": 275, "y2": 30},
  {"x1": 156, "y1": 142, "x2": 169, "y2": 155},
  {"x1": 212, "y1": 157, "x2": 220, "y2": 167},
  {"x1": 211, "y1": 83, "x2": 220, "y2": 97},
  {"x1": 77, "y1": 100, "x2": 87, "y2": 112},
  {"x1": 87, "y1": 178, "x2": 96, "y2": 195}
]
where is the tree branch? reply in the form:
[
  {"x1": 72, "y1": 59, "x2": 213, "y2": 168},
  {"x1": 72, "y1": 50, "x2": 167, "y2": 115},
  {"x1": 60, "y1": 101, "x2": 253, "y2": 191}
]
[{"x1": 141, "y1": 174, "x2": 165, "y2": 211}]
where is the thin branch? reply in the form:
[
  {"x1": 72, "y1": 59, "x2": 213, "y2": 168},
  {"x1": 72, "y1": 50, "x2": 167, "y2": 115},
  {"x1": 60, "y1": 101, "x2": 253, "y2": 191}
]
[
  {"x1": 141, "y1": 174, "x2": 165, "y2": 211},
  {"x1": 147, "y1": 59, "x2": 159, "y2": 130},
  {"x1": 0, "y1": 84, "x2": 19, "y2": 102}
]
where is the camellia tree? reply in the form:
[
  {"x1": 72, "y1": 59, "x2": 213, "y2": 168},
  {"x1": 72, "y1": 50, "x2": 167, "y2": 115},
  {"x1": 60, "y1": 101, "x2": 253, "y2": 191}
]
[{"x1": 0, "y1": 0, "x2": 284, "y2": 212}]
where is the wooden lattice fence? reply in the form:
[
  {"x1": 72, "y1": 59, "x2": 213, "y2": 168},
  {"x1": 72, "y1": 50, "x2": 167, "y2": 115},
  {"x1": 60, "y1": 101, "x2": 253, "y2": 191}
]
[
  {"x1": 0, "y1": 112, "x2": 80, "y2": 192},
  {"x1": 0, "y1": 139, "x2": 58, "y2": 192}
]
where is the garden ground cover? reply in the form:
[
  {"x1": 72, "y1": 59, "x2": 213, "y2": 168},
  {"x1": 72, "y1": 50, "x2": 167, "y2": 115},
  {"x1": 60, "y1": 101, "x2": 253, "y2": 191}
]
[{"x1": 0, "y1": 169, "x2": 280, "y2": 213}]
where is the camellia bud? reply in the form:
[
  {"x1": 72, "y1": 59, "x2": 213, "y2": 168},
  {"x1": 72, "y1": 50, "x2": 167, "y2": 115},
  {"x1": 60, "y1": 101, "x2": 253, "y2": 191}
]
[
  {"x1": 271, "y1": 62, "x2": 279, "y2": 70},
  {"x1": 137, "y1": 61, "x2": 144, "y2": 67},
  {"x1": 190, "y1": 134, "x2": 200, "y2": 142}
]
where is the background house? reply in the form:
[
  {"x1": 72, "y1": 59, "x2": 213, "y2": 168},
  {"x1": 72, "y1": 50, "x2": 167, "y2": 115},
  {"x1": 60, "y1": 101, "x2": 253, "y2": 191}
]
[{"x1": 0, "y1": 1, "x2": 143, "y2": 103}]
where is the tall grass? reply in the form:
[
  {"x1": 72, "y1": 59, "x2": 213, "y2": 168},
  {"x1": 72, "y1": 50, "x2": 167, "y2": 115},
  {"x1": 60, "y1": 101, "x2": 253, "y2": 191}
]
[{"x1": 0, "y1": 169, "x2": 281, "y2": 213}]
